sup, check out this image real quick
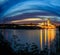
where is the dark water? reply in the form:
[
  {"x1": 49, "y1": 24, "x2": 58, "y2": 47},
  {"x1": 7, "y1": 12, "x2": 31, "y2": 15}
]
[{"x1": 0, "y1": 28, "x2": 60, "y2": 54}]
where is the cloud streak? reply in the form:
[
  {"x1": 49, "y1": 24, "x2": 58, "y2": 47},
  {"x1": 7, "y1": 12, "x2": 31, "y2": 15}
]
[{"x1": 0, "y1": 0, "x2": 60, "y2": 22}]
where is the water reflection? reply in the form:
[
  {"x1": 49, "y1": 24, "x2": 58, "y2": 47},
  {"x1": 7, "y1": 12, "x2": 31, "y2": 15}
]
[
  {"x1": 40, "y1": 29, "x2": 56, "y2": 50},
  {"x1": 0, "y1": 28, "x2": 57, "y2": 53}
]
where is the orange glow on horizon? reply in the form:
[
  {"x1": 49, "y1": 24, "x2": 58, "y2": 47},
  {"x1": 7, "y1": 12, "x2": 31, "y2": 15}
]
[
  {"x1": 39, "y1": 18, "x2": 56, "y2": 29},
  {"x1": 10, "y1": 18, "x2": 42, "y2": 23}
]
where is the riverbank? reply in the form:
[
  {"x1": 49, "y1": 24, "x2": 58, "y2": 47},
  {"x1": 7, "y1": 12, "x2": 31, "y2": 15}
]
[{"x1": 0, "y1": 24, "x2": 41, "y2": 29}]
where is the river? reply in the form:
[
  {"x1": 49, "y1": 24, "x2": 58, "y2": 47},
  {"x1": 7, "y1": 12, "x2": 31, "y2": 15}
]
[{"x1": 0, "y1": 28, "x2": 60, "y2": 54}]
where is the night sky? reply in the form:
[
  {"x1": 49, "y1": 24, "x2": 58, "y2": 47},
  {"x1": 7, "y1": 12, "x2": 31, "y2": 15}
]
[{"x1": 0, "y1": 0, "x2": 60, "y2": 23}]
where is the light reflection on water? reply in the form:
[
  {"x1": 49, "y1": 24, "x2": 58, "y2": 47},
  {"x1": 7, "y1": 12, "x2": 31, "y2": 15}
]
[
  {"x1": 39, "y1": 29, "x2": 56, "y2": 50},
  {"x1": 0, "y1": 28, "x2": 58, "y2": 52}
]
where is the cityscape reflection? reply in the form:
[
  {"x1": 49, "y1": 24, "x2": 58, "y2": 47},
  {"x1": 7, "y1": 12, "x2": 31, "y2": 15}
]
[{"x1": 40, "y1": 28, "x2": 56, "y2": 50}]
